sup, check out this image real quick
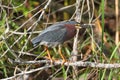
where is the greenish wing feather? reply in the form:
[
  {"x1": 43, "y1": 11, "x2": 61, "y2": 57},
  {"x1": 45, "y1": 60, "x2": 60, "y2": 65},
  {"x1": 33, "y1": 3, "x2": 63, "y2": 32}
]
[
  {"x1": 31, "y1": 27, "x2": 66, "y2": 46},
  {"x1": 41, "y1": 28, "x2": 66, "y2": 42}
]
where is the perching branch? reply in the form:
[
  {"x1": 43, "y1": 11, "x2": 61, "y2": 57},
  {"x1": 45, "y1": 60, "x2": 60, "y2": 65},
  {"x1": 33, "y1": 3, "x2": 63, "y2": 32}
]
[{"x1": 12, "y1": 59, "x2": 120, "y2": 68}]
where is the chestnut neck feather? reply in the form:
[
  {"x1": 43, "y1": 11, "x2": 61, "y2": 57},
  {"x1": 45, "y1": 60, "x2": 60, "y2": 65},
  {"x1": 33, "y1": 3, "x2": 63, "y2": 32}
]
[{"x1": 64, "y1": 24, "x2": 76, "y2": 41}]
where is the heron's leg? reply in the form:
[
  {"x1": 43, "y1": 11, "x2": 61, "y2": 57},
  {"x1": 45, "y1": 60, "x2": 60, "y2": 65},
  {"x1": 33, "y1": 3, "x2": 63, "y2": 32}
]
[
  {"x1": 58, "y1": 45, "x2": 67, "y2": 64},
  {"x1": 44, "y1": 46, "x2": 53, "y2": 63}
]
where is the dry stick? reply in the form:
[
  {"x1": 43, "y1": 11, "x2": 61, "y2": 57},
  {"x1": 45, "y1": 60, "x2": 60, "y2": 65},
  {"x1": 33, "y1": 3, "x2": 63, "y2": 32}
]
[
  {"x1": 0, "y1": 0, "x2": 26, "y2": 9},
  {"x1": 49, "y1": 4, "x2": 76, "y2": 16},
  {"x1": 5, "y1": 59, "x2": 120, "y2": 80},
  {"x1": 12, "y1": 60, "x2": 120, "y2": 68},
  {"x1": 9, "y1": 31, "x2": 42, "y2": 35},
  {"x1": 71, "y1": 0, "x2": 81, "y2": 78},
  {"x1": 115, "y1": 0, "x2": 119, "y2": 45},
  {"x1": 1, "y1": 65, "x2": 55, "y2": 80}
]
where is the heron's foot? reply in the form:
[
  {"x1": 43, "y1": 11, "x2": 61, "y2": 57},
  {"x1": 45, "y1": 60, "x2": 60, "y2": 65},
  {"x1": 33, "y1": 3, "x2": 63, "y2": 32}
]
[
  {"x1": 61, "y1": 59, "x2": 67, "y2": 65},
  {"x1": 44, "y1": 56, "x2": 54, "y2": 65}
]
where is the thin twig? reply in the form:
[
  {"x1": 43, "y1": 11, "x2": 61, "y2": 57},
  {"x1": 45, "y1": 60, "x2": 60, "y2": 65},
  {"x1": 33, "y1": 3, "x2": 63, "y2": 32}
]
[
  {"x1": 1, "y1": 65, "x2": 55, "y2": 80},
  {"x1": 0, "y1": 0, "x2": 27, "y2": 9}
]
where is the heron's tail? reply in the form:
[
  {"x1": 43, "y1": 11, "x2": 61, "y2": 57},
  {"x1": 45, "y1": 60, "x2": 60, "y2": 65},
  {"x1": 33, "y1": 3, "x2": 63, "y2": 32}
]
[{"x1": 31, "y1": 36, "x2": 41, "y2": 47}]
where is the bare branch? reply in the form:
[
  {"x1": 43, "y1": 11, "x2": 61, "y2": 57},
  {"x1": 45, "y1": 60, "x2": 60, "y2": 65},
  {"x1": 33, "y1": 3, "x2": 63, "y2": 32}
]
[{"x1": 12, "y1": 59, "x2": 120, "y2": 69}]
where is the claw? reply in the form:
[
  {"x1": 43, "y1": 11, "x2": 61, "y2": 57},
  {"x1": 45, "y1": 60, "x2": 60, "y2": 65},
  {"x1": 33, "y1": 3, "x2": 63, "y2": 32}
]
[{"x1": 61, "y1": 59, "x2": 67, "y2": 65}]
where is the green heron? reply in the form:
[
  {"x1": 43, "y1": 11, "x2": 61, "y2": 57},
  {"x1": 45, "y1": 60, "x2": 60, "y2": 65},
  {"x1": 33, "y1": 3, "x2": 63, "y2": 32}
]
[{"x1": 31, "y1": 21, "x2": 91, "y2": 63}]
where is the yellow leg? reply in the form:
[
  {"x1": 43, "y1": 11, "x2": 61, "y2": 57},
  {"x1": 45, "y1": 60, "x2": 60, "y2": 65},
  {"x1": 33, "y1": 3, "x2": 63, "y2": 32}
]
[
  {"x1": 58, "y1": 45, "x2": 67, "y2": 64},
  {"x1": 44, "y1": 46, "x2": 53, "y2": 63}
]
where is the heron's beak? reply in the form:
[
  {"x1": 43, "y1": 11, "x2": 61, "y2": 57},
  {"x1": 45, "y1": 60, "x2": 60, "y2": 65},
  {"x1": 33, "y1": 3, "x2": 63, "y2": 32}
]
[{"x1": 75, "y1": 23, "x2": 95, "y2": 29}]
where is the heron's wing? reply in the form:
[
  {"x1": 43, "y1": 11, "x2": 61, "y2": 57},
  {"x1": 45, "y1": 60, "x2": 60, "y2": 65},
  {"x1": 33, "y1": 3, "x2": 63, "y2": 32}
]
[
  {"x1": 39, "y1": 24, "x2": 64, "y2": 36},
  {"x1": 42, "y1": 28, "x2": 66, "y2": 42},
  {"x1": 31, "y1": 26, "x2": 66, "y2": 46}
]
